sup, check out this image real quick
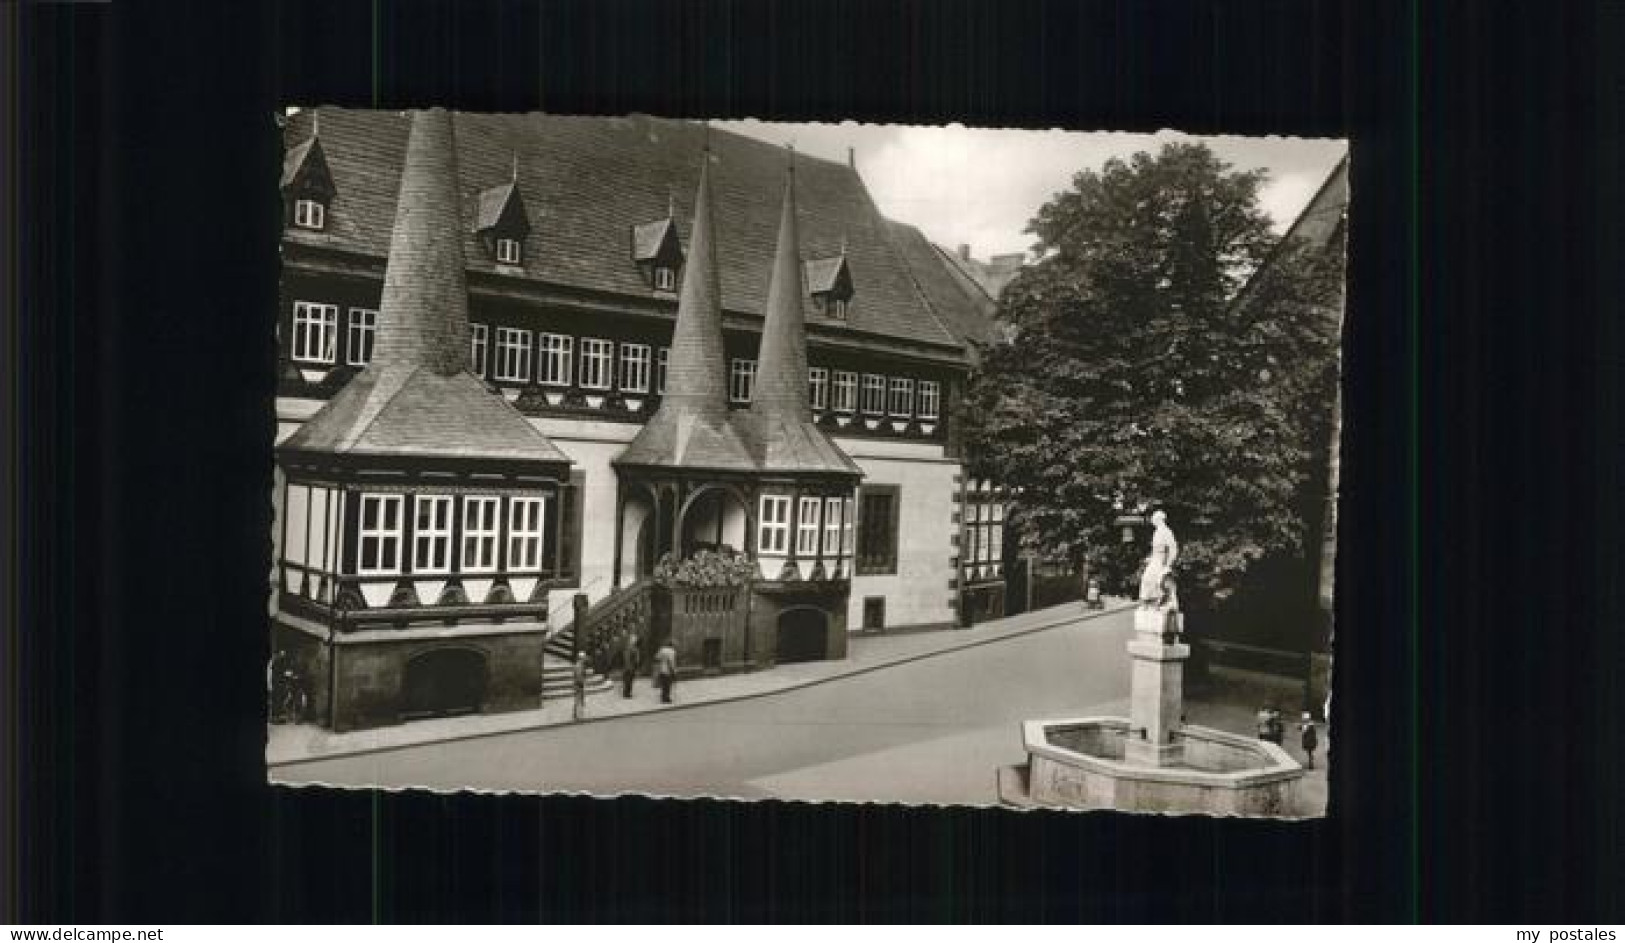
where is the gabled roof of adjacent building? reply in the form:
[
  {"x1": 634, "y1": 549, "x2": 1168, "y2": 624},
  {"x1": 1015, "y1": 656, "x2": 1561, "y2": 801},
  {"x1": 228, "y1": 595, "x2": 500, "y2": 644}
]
[
  {"x1": 1232, "y1": 154, "x2": 1349, "y2": 312},
  {"x1": 280, "y1": 109, "x2": 570, "y2": 469},
  {"x1": 885, "y1": 220, "x2": 1002, "y2": 350},
  {"x1": 474, "y1": 180, "x2": 530, "y2": 235},
  {"x1": 283, "y1": 108, "x2": 968, "y2": 355}
]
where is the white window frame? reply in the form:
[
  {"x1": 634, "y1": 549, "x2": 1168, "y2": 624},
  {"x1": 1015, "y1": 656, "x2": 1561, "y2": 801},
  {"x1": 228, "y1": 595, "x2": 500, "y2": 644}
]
[
  {"x1": 796, "y1": 496, "x2": 822, "y2": 557},
  {"x1": 841, "y1": 497, "x2": 855, "y2": 554},
  {"x1": 889, "y1": 377, "x2": 915, "y2": 417},
  {"x1": 495, "y1": 237, "x2": 521, "y2": 265},
  {"x1": 832, "y1": 370, "x2": 858, "y2": 413},
  {"x1": 460, "y1": 495, "x2": 501, "y2": 574},
  {"x1": 654, "y1": 265, "x2": 676, "y2": 291},
  {"x1": 346, "y1": 307, "x2": 377, "y2": 367},
  {"x1": 293, "y1": 199, "x2": 325, "y2": 230},
  {"x1": 822, "y1": 497, "x2": 843, "y2": 556},
  {"x1": 291, "y1": 302, "x2": 338, "y2": 365},
  {"x1": 357, "y1": 493, "x2": 404, "y2": 576},
  {"x1": 619, "y1": 343, "x2": 652, "y2": 393},
  {"x1": 470, "y1": 323, "x2": 489, "y2": 376},
  {"x1": 656, "y1": 347, "x2": 669, "y2": 394},
  {"x1": 808, "y1": 367, "x2": 829, "y2": 410},
  {"x1": 918, "y1": 380, "x2": 941, "y2": 420},
  {"x1": 990, "y1": 521, "x2": 1004, "y2": 561},
  {"x1": 758, "y1": 495, "x2": 790, "y2": 556},
  {"x1": 830, "y1": 297, "x2": 848, "y2": 320},
  {"x1": 861, "y1": 374, "x2": 887, "y2": 415},
  {"x1": 538, "y1": 332, "x2": 573, "y2": 387},
  {"x1": 730, "y1": 359, "x2": 757, "y2": 404},
  {"x1": 578, "y1": 337, "x2": 614, "y2": 391},
  {"x1": 507, "y1": 496, "x2": 546, "y2": 572},
  {"x1": 494, "y1": 327, "x2": 532, "y2": 383},
  {"x1": 412, "y1": 495, "x2": 454, "y2": 575}
]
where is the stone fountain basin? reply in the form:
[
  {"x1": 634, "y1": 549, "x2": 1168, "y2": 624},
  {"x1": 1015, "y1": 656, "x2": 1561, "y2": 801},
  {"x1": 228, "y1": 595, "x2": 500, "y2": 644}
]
[{"x1": 1022, "y1": 717, "x2": 1305, "y2": 817}]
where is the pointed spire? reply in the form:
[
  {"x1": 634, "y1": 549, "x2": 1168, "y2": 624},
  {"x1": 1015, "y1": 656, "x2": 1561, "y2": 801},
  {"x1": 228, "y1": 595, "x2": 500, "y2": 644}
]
[
  {"x1": 511, "y1": 148, "x2": 518, "y2": 183},
  {"x1": 751, "y1": 162, "x2": 813, "y2": 423},
  {"x1": 667, "y1": 186, "x2": 676, "y2": 221},
  {"x1": 368, "y1": 109, "x2": 471, "y2": 375},
  {"x1": 659, "y1": 152, "x2": 729, "y2": 412},
  {"x1": 312, "y1": 109, "x2": 320, "y2": 138}
]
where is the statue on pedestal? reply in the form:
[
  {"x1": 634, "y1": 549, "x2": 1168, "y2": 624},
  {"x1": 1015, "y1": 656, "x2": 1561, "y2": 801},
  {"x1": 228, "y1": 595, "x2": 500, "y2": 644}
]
[{"x1": 1136, "y1": 510, "x2": 1179, "y2": 610}]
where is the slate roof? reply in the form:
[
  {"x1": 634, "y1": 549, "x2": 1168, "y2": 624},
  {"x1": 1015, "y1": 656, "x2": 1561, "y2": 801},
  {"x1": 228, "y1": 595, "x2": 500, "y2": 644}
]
[
  {"x1": 630, "y1": 216, "x2": 681, "y2": 262},
  {"x1": 283, "y1": 108, "x2": 965, "y2": 353},
  {"x1": 281, "y1": 109, "x2": 570, "y2": 468},
  {"x1": 617, "y1": 157, "x2": 757, "y2": 473},
  {"x1": 884, "y1": 220, "x2": 1001, "y2": 349},
  {"x1": 803, "y1": 255, "x2": 850, "y2": 296},
  {"x1": 746, "y1": 170, "x2": 862, "y2": 477},
  {"x1": 474, "y1": 181, "x2": 529, "y2": 234},
  {"x1": 280, "y1": 135, "x2": 333, "y2": 196}
]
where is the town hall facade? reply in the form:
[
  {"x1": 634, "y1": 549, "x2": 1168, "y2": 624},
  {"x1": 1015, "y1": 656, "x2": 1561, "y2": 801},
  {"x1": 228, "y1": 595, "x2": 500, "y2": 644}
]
[{"x1": 272, "y1": 108, "x2": 1008, "y2": 730}]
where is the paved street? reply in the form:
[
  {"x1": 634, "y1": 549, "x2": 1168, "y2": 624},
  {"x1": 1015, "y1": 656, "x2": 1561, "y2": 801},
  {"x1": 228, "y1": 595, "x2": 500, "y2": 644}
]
[{"x1": 275, "y1": 606, "x2": 1140, "y2": 804}]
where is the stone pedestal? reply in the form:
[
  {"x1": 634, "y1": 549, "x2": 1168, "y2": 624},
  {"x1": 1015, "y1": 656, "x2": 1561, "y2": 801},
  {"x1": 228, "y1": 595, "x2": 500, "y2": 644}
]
[{"x1": 1125, "y1": 604, "x2": 1189, "y2": 767}]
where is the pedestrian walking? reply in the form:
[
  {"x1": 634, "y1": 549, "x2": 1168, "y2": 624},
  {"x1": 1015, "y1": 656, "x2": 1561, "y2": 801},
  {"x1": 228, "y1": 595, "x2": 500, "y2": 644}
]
[
  {"x1": 1256, "y1": 705, "x2": 1274, "y2": 742},
  {"x1": 571, "y1": 652, "x2": 589, "y2": 721},
  {"x1": 653, "y1": 639, "x2": 677, "y2": 704},
  {"x1": 1298, "y1": 712, "x2": 1321, "y2": 769},
  {"x1": 620, "y1": 633, "x2": 641, "y2": 699}
]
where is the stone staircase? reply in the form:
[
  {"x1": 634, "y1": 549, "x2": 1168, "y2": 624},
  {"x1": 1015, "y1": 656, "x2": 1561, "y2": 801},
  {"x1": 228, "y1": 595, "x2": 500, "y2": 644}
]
[{"x1": 540, "y1": 625, "x2": 615, "y2": 697}]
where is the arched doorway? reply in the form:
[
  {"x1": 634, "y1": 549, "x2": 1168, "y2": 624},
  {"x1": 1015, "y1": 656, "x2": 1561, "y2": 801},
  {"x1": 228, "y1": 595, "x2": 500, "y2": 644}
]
[
  {"x1": 401, "y1": 647, "x2": 488, "y2": 720},
  {"x1": 776, "y1": 608, "x2": 829, "y2": 664}
]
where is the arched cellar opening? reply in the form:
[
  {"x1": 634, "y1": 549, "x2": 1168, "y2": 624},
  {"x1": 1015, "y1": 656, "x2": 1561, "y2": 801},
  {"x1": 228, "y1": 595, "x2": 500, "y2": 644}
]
[{"x1": 401, "y1": 647, "x2": 488, "y2": 721}]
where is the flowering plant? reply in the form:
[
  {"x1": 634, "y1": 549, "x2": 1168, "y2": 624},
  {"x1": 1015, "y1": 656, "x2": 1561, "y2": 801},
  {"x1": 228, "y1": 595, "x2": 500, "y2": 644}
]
[{"x1": 652, "y1": 549, "x2": 758, "y2": 589}]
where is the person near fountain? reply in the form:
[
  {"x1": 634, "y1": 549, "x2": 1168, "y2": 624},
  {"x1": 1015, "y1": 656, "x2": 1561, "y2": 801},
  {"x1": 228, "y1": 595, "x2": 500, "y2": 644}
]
[
  {"x1": 1137, "y1": 510, "x2": 1180, "y2": 608},
  {"x1": 1298, "y1": 712, "x2": 1321, "y2": 769}
]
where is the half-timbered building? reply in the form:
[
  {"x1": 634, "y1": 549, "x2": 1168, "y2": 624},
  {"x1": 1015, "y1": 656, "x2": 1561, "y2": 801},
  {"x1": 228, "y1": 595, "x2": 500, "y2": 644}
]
[{"x1": 274, "y1": 109, "x2": 1004, "y2": 729}]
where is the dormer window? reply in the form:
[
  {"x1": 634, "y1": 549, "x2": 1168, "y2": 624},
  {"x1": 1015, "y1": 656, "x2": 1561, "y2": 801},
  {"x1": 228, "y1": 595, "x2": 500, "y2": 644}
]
[
  {"x1": 631, "y1": 212, "x2": 685, "y2": 294},
  {"x1": 805, "y1": 253, "x2": 855, "y2": 323},
  {"x1": 293, "y1": 199, "x2": 326, "y2": 231},
  {"x1": 475, "y1": 177, "x2": 533, "y2": 269}
]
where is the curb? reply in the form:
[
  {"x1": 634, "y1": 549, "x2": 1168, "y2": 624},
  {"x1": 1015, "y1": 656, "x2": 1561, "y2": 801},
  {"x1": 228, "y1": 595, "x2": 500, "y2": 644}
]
[{"x1": 269, "y1": 601, "x2": 1135, "y2": 769}]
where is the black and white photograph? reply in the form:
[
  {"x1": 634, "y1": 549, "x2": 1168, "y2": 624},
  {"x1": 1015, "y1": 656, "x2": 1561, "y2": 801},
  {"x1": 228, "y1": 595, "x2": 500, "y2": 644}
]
[{"x1": 266, "y1": 107, "x2": 1346, "y2": 818}]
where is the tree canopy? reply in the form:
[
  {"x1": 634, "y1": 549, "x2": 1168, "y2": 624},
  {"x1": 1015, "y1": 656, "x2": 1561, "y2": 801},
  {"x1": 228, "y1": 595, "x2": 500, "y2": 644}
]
[{"x1": 963, "y1": 142, "x2": 1344, "y2": 604}]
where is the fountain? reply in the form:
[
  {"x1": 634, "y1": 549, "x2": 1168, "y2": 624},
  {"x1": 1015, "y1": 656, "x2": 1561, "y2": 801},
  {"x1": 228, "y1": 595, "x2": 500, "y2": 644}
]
[{"x1": 999, "y1": 514, "x2": 1306, "y2": 816}]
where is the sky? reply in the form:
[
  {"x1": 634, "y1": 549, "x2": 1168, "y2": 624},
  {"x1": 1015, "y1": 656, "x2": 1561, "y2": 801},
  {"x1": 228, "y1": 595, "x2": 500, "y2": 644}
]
[{"x1": 715, "y1": 119, "x2": 1347, "y2": 260}]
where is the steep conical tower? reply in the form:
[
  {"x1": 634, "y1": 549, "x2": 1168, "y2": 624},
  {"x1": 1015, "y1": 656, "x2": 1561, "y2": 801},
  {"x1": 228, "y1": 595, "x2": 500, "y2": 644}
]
[
  {"x1": 281, "y1": 108, "x2": 569, "y2": 465},
  {"x1": 616, "y1": 151, "x2": 755, "y2": 472},
  {"x1": 743, "y1": 160, "x2": 862, "y2": 476}
]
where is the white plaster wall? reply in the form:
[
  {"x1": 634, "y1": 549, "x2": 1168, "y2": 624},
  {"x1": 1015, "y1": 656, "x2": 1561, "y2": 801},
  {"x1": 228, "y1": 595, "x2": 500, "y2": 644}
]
[
  {"x1": 836, "y1": 437, "x2": 963, "y2": 632},
  {"x1": 529, "y1": 418, "x2": 639, "y2": 619}
]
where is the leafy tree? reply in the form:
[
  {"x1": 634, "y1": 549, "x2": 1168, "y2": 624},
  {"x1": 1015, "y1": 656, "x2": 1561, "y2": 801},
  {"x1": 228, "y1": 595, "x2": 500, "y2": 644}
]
[{"x1": 964, "y1": 142, "x2": 1343, "y2": 607}]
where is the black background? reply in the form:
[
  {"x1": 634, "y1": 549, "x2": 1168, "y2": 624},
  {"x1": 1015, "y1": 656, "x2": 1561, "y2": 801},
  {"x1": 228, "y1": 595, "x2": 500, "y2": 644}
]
[{"x1": 6, "y1": 0, "x2": 1621, "y2": 923}]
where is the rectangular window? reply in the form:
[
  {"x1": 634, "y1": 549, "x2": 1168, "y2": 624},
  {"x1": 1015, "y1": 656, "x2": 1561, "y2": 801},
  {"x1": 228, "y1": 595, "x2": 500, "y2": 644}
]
[
  {"x1": 508, "y1": 496, "x2": 546, "y2": 571},
  {"x1": 618, "y1": 342, "x2": 651, "y2": 393},
  {"x1": 346, "y1": 308, "x2": 377, "y2": 366},
  {"x1": 796, "y1": 496, "x2": 822, "y2": 556},
  {"x1": 412, "y1": 495, "x2": 453, "y2": 574},
  {"x1": 494, "y1": 327, "x2": 532, "y2": 382},
  {"x1": 990, "y1": 521, "x2": 1004, "y2": 561},
  {"x1": 538, "y1": 332, "x2": 573, "y2": 386},
  {"x1": 758, "y1": 495, "x2": 790, "y2": 555},
  {"x1": 656, "y1": 347, "x2": 669, "y2": 394},
  {"x1": 357, "y1": 494, "x2": 403, "y2": 575},
  {"x1": 861, "y1": 374, "x2": 887, "y2": 415},
  {"x1": 470, "y1": 323, "x2": 489, "y2": 376},
  {"x1": 579, "y1": 337, "x2": 614, "y2": 390},
  {"x1": 730, "y1": 359, "x2": 757, "y2": 404},
  {"x1": 856, "y1": 486, "x2": 900, "y2": 575},
  {"x1": 842, "y1": 497, "x2": 855, "y2": 555},
  {"x1": 918, "y1": 380, "x2": 941, "y2": 420},
  {"x1": 889, "y1": 377, "x2": 915, "y2": 417},
  {"x1": 822, "y1": 497, "x2": 843, "y2": 556},
  {"x1": 832, "y1": 371, "x2": 858, "y2": 413},
  {"x1": 291, "y1": 302, "x2": 338, "y2": 364},
  {"x1": 460, "y1": 496, "x2": 501, "y2": 573},
  {"x1": 293, "y1": 199, "x2": 325, "y2": 230},
  {"x1": 808, "y1": 367, "x2": 829, "y2": 410},
  {"x1": 654, "y1": 266, "x2": 676, "y2": 291},
  {"x1": 495, "y1": 237, "x2": 521, "y2": 265}
]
